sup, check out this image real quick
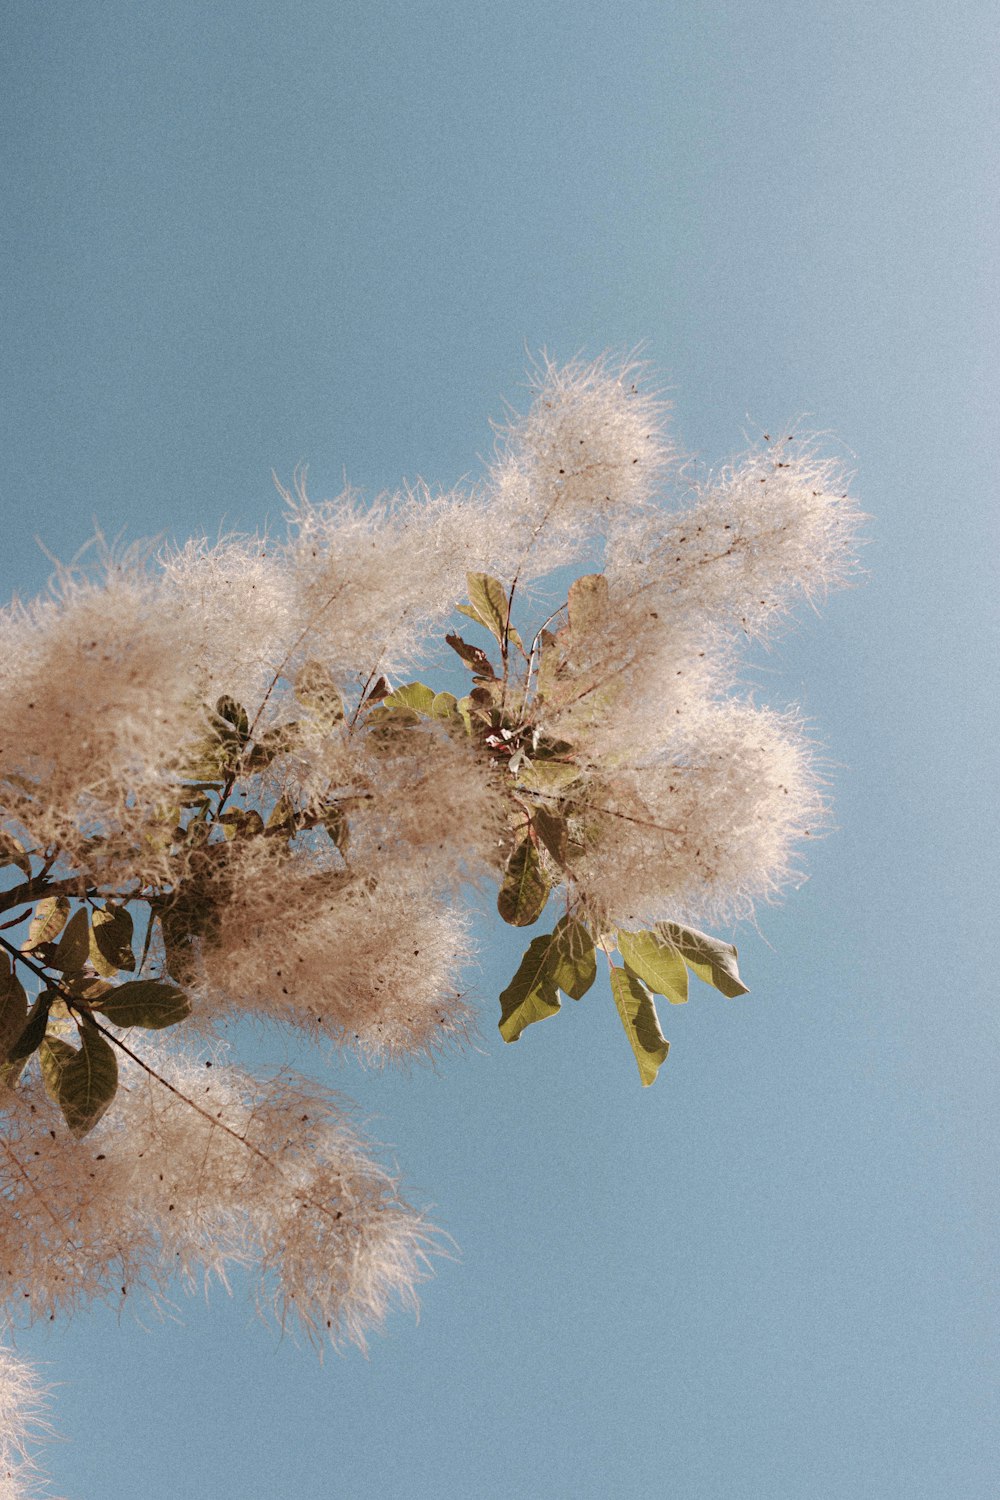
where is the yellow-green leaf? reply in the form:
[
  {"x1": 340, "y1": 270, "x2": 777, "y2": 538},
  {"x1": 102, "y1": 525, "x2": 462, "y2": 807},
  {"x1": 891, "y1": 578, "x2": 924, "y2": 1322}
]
[
  {"x1": 548, "y1": 915, "x2": 596, "y2": 1000},
  {"x1": 497, "y1": 838, "x2": 550, "y2": 927},
  {"x1": 90, "y1": 904, "x2": 136, "y2": 975},
  {"x1": 40, "y1": 1026, "x2": 118, "y2": 1137},
  {"x1": 498, "y1": 932, "x2": 562, "y2": 1042},
  {"x1": 616, "y1": 928, "x2": 689, "y2": 1005},
  {"x1": 93, "y1": 980, "x2": 191, "y2": 1030},
  {"x1": 610, "y1": 967, "x2": 670, "y2": 1087},
  {"x1": 654, "y1": 922, "x2": 750, "y2": 998},
  {"x1": 383, "y1": 681, "x2": 437, "y2": 715}
]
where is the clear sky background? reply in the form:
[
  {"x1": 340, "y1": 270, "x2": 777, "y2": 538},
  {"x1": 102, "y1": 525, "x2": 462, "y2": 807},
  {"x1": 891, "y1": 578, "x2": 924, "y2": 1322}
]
[{"x1": 2, "y1": 3, "x2": 997, "y2": 1497}]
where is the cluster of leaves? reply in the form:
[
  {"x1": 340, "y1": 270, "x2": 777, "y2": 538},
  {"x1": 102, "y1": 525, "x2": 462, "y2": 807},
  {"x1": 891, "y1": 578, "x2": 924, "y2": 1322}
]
[{"x1": 0, "y1": 566, "x2": 752, "y2": 1136}]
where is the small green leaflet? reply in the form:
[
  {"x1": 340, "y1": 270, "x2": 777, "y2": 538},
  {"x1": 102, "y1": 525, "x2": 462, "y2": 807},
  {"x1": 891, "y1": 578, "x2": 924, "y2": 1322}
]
[
  {"x1": 609, "y1": 966, "x2": 670, "y2": 1087},
  {"x1": 90, "y1": 904, "x2": 136, "y2": 975},
  {"x1": 616, "y1": 928, "x2": 689, "y2": 1005},
  {"x1": 40, "y1": 1025, "x2": 118, "y2": 1138},
  {"x1": 497, "y1": 916, "x2": 595, "y2": 1043},
  {"x1": 459, "y1": 573, "x2": 524, "y2": 652},
  {"x1": 93, "y1": 980, "x2": 192, "y2": 1030},
  {"x1": 654, "y1": 922, "x2": 750, "y2": 998},
  {"x1": 497, "y1": 838, "x2": 550, "y2": 927}
]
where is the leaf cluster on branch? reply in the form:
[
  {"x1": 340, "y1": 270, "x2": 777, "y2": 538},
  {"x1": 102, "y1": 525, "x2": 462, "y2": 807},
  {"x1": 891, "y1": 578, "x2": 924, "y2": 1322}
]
[{"x1": 0, "y1": 355, "x2": 861, "y2": 1476}]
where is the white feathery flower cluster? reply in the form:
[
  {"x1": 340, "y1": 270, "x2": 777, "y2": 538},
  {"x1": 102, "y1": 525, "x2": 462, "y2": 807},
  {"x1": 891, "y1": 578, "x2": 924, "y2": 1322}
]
[
  {"x1": 0, "y1": 1049, "x2": 432, "y2": 1348},
  {"x1": 0, "y1": 1344, "x2": 53, "y2": 1500}
]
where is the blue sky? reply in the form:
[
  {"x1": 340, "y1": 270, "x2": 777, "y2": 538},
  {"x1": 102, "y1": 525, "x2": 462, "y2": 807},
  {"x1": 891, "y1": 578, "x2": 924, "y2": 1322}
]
[{"x1": 2, "y1": 2, "x2": 997, "y2": 1496}]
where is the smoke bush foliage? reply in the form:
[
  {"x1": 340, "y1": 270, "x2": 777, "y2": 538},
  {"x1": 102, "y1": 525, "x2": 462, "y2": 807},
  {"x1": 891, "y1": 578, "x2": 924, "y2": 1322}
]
[{"x1": 0, "y1": 354, "x2": 860, "y2": 1492}]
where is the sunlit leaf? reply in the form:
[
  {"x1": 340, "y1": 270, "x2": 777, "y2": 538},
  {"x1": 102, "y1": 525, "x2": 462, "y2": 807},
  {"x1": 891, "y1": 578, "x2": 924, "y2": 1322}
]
[
  {"x1": 498, "y1": 933, "x2": 561, "y2": 1042},
  {"x1": 26, "y1": 897, "x2": 70, "y2": 951},
  {"x1": 266, "y1": 794, "x2": 300, "y2": 834},
  {"x1": 616, "y1": 929, "x2": 689, "y2": 1005},
  {"x1": 90, "y1": 904, "x2": 136, "y2": 975},
  {"x1": 548, "y1": 915, "x2": 596, "y2": 1000},
  {"x1": 219, "y1": 807, "x2": 266, "y2": 840},
  {"x1": 431, "y1": 691, "x2": 460, "y2": 720},
  {"x1": 93, "y1": 979, "x2": 192, "y2": 1030},
  {"x1": 40, "y1": 1024, "x2": 118, "y2": 1137},
  {"x1": 654, "y1": 922, "x2": 750, "y2": 997},
  {"x1": 0, "y1": 830, "x2": 31, "y2": 878},
  {"x1": 610, "y1": 967, "x2": 669, "y2": 1086},
  {"x1": 497, "y1": 838, "x2": 550, "y2": 927},
  {"x1": 517, "y1": 759, "x2": 581, "y2": 793},
  {"x1": 383, "y1": 681, "x2": 437, "y2": 715}
]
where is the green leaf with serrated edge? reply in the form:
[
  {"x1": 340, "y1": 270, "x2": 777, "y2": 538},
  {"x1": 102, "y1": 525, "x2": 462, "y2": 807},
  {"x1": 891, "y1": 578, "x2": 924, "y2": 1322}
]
[
  {"x1": 26, "y1": 896, "x2": 70, "y2": 951},
  {"x1": 431, "y1": 691, "x2": 460, "y2": 720},
  {"x1": 531, "y1": 805, "x2": 569, "y2": 866},
  {"x1": 654, "y1": 922, "x2": 750, "y2": 997},
  {"x1": 497, "y1": 838, "x2": 550, "y2": 927},
  {"x1": 610, "y1": 967, "x2": 670, "y2": 1087},
  {"x1": 548, "y1": 916, "x2": 596, "y2": 1000},
  {"x1": 295, "y1": 660, "x2": 344, "y2": 726},
  {"x1": 445, "y1": 632, "x2": 497, "y2": 679},
  {"x1": 616, "y1": 929, "x2": 689, "y2": 1006},
  {"x1": 0, "y1": 962, "x2": 29, "y2": 1063},
  {"x1": 498, "y1": 932, "x2": 561, "y2": 1042},
  {"x1": 7, "y1": 990, "x2": 55, "y2": 1062},
  {"x1": 90, "y1": 905, "x2": 136, "y2": 976},
  {"x1": 93, "y1": 980, "x2": 191, "y2": 1030},
  {"x1": 50, "y1": 908, "x2": 90, "y2": 974},
  {"x1": 40, "y1": 1025, "x2": 118, "y2": 1137},
  {"x1": 383, "y1": 681, "x2": 436, "y2": 714},
  {"x1": 567, "y1": 573, "x2": 609, "y2": 638}
]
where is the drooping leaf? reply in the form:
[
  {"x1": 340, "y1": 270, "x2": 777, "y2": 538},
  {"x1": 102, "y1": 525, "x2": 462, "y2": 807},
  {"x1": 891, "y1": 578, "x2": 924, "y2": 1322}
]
[
  {"x1": 445, "y1": 632, "x2": 497, "y2": 679},
  {"x1": 219, "y1": 807, "x2": 266, "y2": 840},
  {"x1": 40, "y1": 1024, "x2": 118, "y2": 1137},
  {"x1": 6, "y1": 990, "x2": 56, "y2": 1063},
  {"x1": 90, "y1": 904, "x2": 136, "y2": 975},
  {"x1": 531, "y1": 805, "x2": 570, "y2": 866},
  {"x1": 498, "y1": 933, "x2": 561, "y2": 1042},
  {"x1": 321, "y1": 802, "x2": 350, "y2": 855},
  {"x1": 294, "y1": 660, "x2": 345, "y2": 727},
  {"x1": 567, "y1": 573, "x2": 609, "y2": 638},
  {"x1": 0, "y1": 960, "x2": 29, "y2": 1063},
  {"x1": 654, "y1": 922, "x2": 750, "y2": 998},
  {"x1": 26, "y1": 896, "x2": 70, "y2": 951},
  {"x1": 517, "y1": 759, "x2": 582, "y2": 793},
  {"x1": 382, "y1": 681, "x2": 437, "y2": 715},
  {"x1": 460, "y1": 572, "x2": 509, "y2": 643},
  {"x1": 610, "y1": 967, "x2": 670, "y2": 1087},
  {"x1": 431, "y1": 691, "x2": 460, "y2": 721},
  {"x1": 266, "y1": 794, "x2": 300, "y2": 834},
  {"x1": 616, "y1": 928, "x2": 689, "y2": 1006},
  {"x1": 50, "y1": 909, "x2": 91, "y2": 974},
  {"x1": 93, "y1": 980, "x2": 192, "y2": 1030},
  {"x1": 548, "y1": 915, "x2": 596, "y2": 1001},
  {"x1": 211, "y1": 696, "x2": 251, "y2": 744},
  {"x1": 497, "y1": 838, "x2": 550, "y2": 927}
]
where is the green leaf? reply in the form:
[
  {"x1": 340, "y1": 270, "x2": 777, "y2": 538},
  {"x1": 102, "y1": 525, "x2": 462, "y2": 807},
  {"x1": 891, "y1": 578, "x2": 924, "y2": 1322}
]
[
  {"x1": 531, "y1": 805, "x2": 570, "y2": 866},
  {"x1": 294, "y1": 660, "x2": 345, "y2": 727},
  {"x1": 93, "y1": 980, "x2": 192, "y2": 1030},
  {"x1": 498, "y1": 933, "x2": 562, "y2": 1042},
  {"x1": 445, "y1": 632, "x2": 497, "y2": 679},
  {"x1": 212, "y1": 696, "x2": 250, "y2": 744},
  {"x1": 517, "y1": 759, "x2": 582, "y2": 793},
  {"x1": 50, "y1": 908, "x2": 91, "y2": 974},
  {"x1": 654, "y1": 922, "x2": 750, "y2": 998},
  {"x1": 26, "y1": 896, "x2": 70, "y2": 951},
  {"x1": 219, "y1": 807, "x2": 266, "y2": 840},
  {"x1": 40, "y1": 1025, "x2": 118, "y2": 1137},
  {"x1": 383, "y1": 681, "x2": 436, "y2": 715},
  {"x1": 548, "y1": 915, "x2": 596, "y2": 1000},
  {"x1": 616, "y1": 929, "x2": 689, "y2": 1006},
  {"x1": 245, "y1": 723, "x2": 300, "y2": 771},
  {"x1": 431, "y1": 691, "x2": 460, "y2": 721},
  {"x1": 90, "y1": 904, "x2": 136, "y2": 975},
  {"x1": 460, "y1": 574, "x2": 522, "y2": 652},
  {"x1": 609, "y1": 967, "x2": 670, "y2": 1087},
  {"x1": 0, "y1": 960, "x2": 29, "y2": 1064},
  {"x1": 497, "y1": 838, "x2": 551, "y2": 927},
  {"x1": 567, "y1": 573, "x2": 609, "y2": 638},
  {"x1": 321, "y1": 802, "x2": 350, "y2": 855},
  {"x1": 6, "y1": 990, "x2": 55, "y2": 1063},
  {"x1": 266, "y1": 794, "x2": 300, "y2": 834}
]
